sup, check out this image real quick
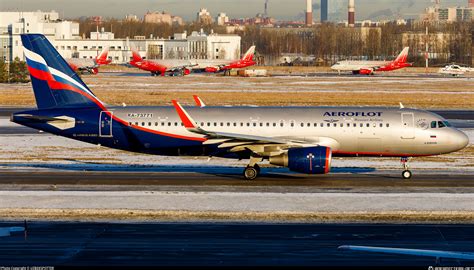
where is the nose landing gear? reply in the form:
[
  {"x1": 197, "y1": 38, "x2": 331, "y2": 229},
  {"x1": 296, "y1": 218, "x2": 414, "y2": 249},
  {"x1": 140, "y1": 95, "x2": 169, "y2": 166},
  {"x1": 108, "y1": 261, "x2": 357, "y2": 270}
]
[{"x1": 401, "y1": 157, "x2": 412, "y2": 179}]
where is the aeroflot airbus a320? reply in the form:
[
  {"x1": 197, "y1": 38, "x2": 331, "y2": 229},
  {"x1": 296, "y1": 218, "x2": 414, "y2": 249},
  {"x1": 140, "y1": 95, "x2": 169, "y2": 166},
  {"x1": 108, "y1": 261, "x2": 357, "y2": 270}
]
[{"x1": 12, "y1": 34, "x2": 469, "y2": 180}]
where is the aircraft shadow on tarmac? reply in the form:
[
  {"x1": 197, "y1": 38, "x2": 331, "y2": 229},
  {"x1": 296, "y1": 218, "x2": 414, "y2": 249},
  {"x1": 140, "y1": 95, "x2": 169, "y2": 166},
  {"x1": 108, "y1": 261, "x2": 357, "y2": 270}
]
[{"x1": 0, "y1": 160, "x2": 377, "y2": 179}]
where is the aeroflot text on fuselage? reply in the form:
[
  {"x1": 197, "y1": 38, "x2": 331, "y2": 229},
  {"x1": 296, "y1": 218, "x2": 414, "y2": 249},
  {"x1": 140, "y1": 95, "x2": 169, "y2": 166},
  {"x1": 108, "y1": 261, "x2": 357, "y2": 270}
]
[{"x1": 323, "y1": 112, "x2": 384, "y2": 117}]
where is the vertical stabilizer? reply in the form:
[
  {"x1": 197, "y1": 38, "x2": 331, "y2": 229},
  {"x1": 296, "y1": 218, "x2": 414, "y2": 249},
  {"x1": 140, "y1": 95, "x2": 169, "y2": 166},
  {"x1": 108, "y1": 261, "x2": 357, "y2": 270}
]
[{"x1": 21, "y1": 34, "x2": 104, "y2": 109}]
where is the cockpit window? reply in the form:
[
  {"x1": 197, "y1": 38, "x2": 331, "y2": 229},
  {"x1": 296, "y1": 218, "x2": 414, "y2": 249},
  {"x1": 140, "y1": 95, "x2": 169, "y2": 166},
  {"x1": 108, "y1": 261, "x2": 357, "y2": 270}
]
[{"x1": 431, "y1": 121, "x2": 451, "y2": 129}]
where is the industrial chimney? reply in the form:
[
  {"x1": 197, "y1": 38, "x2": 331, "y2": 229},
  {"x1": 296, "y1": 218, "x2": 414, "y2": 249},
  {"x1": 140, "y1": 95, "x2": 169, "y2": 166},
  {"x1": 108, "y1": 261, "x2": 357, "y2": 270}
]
[
  {"x1": 348, "y1": 0, "x2": 355, "y2": 27},
  {"x1": 306, "y1": 0, "x2": 313, "y2": 26}
]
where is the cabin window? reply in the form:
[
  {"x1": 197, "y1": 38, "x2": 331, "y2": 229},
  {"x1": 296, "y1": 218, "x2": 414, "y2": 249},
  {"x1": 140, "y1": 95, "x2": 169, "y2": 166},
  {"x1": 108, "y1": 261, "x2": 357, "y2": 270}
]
[
  {"x1": 360, "y1": 123, "x2": 363, "y2": 127},
  {"x1": 333, "y1": 123, "x2": 337, "y2": 127},
  {"x1": 227, "y1": 123, "x2": 231, "y2": 127},
  {"x1": 340, "y1": 123, "x2": 344, "y2": 127},
  {"x1": 135, "y1": 122, "x2": 138, "y2": 126},
  {"x1": 327, "y1": 123, "x2": 331, "y2": 127},
  {"x1": 148, "y1": 122, "x2": 151, "y2": 126},
  {"x1": 168, "y1": 122, "x2": 171, "y2": 126},
  {"x1": 438, "y1": 121, "x2": 446, "y2": 128},
  {"x1": 366, "y1": 123, "x2": 370, "y2": 127},
  {"x1": 240, "y1": 123, "x2": 244, "y2": 127},
  {"x1": 353, "y1": 123, "x2": 357, "y2": 127},
  {"x1": 220, "y1": 123, "x2": 224, "y2": 127},
  {"x1": 273, "y1": 123, "x2": 277, "y2": 127},
  {"x1": 252, "y1": 123, "x2": 256, "y2": 127},
  {"x1": 280, "y1": 123, "x2": 284, "y2": 127},
  {"x1": 175, "y1": 122, "x2": 178, "y2": 126},
  {"x1": 386, "y1": 123, "x2": 390, "y2": 127},
  {"x1": 142, "y1": 122, "x2": 145, "y2": 126},
  {"x1": 307, "y1": 123, "x2": 311, "y2": 127},
  {"x1": 207, "y1": 123, "x2": 211, "y2": 127},
  {"x1": 247, "y1": 123, "x2": 250, "y2": 127},
  {"x1": 380, "y1": 123, "x2": 383, "y2": 128},
  {"x1": 260, "y1": 123, "x2": 263, "y2": 127},
  {"x1": 266, "y1": 123, "x2": 270, "y2": 127},
  {"x1": 320, "y1": 123, "x2": 324, "y2": 127},
  {"x1": 234, "y1": 123, "x2": 237, "y2": 127},
  {"x1": 214, "y1": 123, "x2": 217, "y2": 127}
]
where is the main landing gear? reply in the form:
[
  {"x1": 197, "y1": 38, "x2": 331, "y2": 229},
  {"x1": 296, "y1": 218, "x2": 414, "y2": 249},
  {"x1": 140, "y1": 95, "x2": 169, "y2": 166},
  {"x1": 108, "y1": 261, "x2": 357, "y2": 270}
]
[
  {"x1": 243, "y1": 157, "x2": 262, "y2": 180},
  {"x1": 401, "y1": 157, "x2": 412, "y2": 180}
]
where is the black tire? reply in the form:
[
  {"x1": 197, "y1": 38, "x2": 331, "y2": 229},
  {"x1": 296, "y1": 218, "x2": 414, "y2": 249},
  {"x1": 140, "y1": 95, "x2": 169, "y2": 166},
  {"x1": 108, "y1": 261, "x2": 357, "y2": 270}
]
[
  {"x1": 402, "y1": 170, "x2": 412, "y2": 180},
  {"x1": 243, "y1": 166, "x2": 259, "y2": 180},
  {"x1": 254, "y1": 164, "x2": 261, "y2": 174}
]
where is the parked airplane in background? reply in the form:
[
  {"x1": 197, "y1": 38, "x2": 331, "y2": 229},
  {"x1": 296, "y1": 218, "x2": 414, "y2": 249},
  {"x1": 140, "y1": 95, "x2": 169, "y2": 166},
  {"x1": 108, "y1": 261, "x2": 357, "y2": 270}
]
[
  {"x1": 13, "y1": 35, "x2": 469, "y2": 180},
  {"x1": 67, "y1": 46, "x2": 111, "y2": 74},
  {"x1": 439, "y1": 64, "x2": 473, "y2": 77},
  {"x1": 331, "y1": 47, "x2": 411, "y2": 75},
  {"x1": 129, "y1": 46, "x2": 256, "y2": 76}
]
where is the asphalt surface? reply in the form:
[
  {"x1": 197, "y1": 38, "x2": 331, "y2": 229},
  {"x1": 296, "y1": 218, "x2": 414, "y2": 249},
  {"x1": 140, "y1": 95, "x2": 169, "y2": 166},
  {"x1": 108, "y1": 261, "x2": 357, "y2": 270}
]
[
  {"x1": 0, "y1": 222, "x2": 473, "y2": 266},
  {"x1": 0, "y1": 171, "x2": 473, "y2": 193}
]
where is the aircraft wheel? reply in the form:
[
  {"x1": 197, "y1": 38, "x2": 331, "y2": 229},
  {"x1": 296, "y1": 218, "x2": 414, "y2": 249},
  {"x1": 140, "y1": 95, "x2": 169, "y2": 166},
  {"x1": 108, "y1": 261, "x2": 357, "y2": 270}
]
[
  {"x1": 243, "y1": 166, "x2": 259, "y2": 181},
  {"x1": 254, "y1": 164, "x2": 261, "y2": 174},
  {"x1": 402, "y1": 170, "x2": 412, "y2": 180}
]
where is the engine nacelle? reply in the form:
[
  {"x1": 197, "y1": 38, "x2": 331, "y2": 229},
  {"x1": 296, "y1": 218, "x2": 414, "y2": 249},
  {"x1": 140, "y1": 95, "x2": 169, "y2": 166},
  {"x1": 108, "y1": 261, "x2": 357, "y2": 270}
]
[
  {"x1": 269, "y1": 146, "x2": 332, "y2": 174},
  {"x1": 359, "y1": 69, "x2": 374, "y2": 75},
  {"x1": 205, "y1": 67, "x2": 220, "y2": 73}
]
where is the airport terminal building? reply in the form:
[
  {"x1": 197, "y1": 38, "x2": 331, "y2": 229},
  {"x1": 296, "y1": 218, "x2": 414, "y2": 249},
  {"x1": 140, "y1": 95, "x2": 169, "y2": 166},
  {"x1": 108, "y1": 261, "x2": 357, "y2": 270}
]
[{"x1": 0, "y1": 10, "x2": 241, "y2": 64}]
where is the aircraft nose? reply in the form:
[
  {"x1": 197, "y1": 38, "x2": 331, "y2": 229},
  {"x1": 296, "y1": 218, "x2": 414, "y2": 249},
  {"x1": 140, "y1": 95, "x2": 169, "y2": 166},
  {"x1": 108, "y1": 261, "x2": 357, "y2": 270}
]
[{"x1": 454, "y1": 130, "x2": 469, "y2": 150}]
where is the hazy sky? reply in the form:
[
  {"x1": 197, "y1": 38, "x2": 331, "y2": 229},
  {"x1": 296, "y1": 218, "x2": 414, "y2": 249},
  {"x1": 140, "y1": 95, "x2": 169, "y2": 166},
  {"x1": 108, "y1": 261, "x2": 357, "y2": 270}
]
[{"x1": 0, "y1": 0, "x2": 468, "y2": 21}]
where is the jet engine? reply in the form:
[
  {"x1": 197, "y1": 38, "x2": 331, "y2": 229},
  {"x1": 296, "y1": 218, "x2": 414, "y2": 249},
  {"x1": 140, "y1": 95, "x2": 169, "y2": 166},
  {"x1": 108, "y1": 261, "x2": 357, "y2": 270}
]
[
  {"x1": 205, "y1": 67, "x2": 220, "y2": 73},
  {"x1": 359, "y1": 69, "x2": 374, "y2": 75},
  {"x1": 269, "y1": 146, "x2": 332, "y2": 174}
]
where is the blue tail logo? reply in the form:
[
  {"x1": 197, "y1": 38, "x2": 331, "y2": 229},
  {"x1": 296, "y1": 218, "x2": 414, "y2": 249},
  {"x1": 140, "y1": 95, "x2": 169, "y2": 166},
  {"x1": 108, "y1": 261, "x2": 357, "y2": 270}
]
[{"x1": 21, "y1": 34, "x2": 104, "y2": 110}]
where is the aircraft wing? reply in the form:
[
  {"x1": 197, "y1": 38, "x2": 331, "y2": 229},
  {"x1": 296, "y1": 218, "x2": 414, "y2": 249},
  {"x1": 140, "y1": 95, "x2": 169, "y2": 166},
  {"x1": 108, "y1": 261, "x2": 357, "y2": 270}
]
[
  {"x1": 171, "y1": 100, "x2": 310, "y2": 148},
  {"x1": 338, "y1": 245, "x2": 474, "y2": 261}
]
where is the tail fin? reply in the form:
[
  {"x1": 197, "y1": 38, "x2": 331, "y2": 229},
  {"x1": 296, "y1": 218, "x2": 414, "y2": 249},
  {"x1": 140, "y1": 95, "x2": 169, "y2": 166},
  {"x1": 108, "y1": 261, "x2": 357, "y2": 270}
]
[
  {"x1": 394, "y1": 47, "x2": 409, "y2": 64},
  {"x1": 21, "y1": 34, "x2": 104, "y2": 110},
  {"x1": 130, "y1": 44, "x2": 143, "y2": 63},
  {"x1": 95, "y1": 46, "x2": 110, "y2": 65},
  {"x1": 241, "y1": 46, "x2": 256, "y2": 62}
]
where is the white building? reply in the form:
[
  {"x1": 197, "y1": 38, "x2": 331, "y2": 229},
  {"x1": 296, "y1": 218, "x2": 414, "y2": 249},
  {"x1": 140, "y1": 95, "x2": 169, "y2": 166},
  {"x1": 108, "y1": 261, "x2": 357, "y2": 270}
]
[
  {"x1": 216, "y1": 13, "x2": 229, "y2": 26},
  {"x1": 197, "y1": 8, "x2": 213, "y2": 24},
  {"x1": 187, "y1": 30, "x2": 241, "y2": 60},
  {"x1": 1, "y1": 10, "x2": 242, "y2": 64}
]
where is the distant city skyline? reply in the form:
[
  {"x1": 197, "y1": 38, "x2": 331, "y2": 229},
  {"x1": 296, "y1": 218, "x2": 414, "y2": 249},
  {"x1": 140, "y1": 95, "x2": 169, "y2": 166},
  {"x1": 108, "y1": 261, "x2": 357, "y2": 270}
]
[{"x1": 0, "y1": 0, "x2": 469, "y2": 21}]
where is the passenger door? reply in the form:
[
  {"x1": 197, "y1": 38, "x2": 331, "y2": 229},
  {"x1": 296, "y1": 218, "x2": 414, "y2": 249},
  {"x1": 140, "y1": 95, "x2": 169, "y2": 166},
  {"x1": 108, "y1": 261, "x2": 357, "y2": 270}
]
[
  {"x1": 401, "y1": 113, "x2": 415, "y2": 139},
  {"x1": 99, "y1": 111, "x2": 113, "y2": 137}
]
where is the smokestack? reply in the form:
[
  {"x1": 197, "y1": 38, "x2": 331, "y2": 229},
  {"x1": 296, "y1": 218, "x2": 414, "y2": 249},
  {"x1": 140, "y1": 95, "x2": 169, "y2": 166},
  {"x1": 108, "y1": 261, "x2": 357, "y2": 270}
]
[
  {"x1": 348, "y1": 0, "x2": 355, "y2": 27},
  {"x1": 321, "y1": 0, "x2": 328, "y2": 22},
  {"x1": 306, "y1": 0, "x2": 313, "y2": 26}
]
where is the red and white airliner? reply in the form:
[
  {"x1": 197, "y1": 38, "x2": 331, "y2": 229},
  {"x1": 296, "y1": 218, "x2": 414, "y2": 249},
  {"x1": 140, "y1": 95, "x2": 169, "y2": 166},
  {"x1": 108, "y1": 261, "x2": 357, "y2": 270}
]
[
  {"x1": 130, "y1": 46, "x2": 256, "y2": 76},
  {"x1": 66, "y1": 47, "x2": 111, "y2": 75},
  {"x1": 331, "y1": 47, "x2": 411, "y2": 75}
]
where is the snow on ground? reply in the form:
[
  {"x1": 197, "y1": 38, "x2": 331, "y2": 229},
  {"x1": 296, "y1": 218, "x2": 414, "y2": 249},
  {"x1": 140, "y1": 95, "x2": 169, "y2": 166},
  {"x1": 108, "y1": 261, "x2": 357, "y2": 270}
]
[{"x1": 1, "y1": 190, "x2": 474, "y2": 212}]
